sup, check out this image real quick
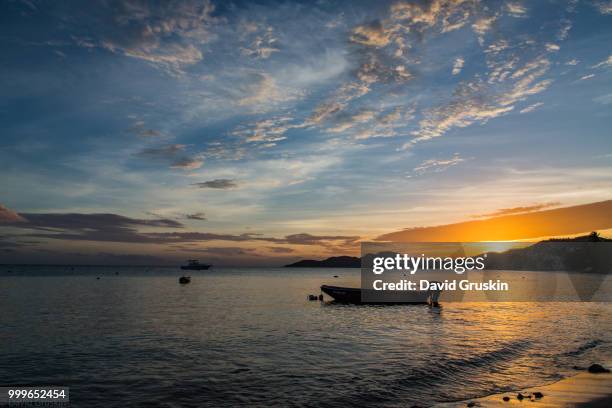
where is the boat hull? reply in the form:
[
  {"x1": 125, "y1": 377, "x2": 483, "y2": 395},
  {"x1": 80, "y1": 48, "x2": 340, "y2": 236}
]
[
  {"x1": 320, "y1": 285, "x2": 436, "y2": 305},
  {"x1": 180, "y1": 265, "x2": 211, "y2": 270}
]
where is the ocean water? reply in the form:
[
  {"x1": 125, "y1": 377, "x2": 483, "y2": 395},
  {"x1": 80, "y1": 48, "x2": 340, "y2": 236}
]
[{"x1": 0, "y1": 266, "x2": 610, "y2": 407}]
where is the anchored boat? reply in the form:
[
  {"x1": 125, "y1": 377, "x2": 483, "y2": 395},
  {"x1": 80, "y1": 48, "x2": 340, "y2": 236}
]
[
  {"x1": 320, "y1": 284, "x2": 440, "y2": 305},
  {"x1": 180, "y1": 260, "x2": 211, "y2": 270}
]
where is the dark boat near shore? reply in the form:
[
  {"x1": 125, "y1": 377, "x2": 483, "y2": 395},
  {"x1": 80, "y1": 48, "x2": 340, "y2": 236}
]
[
  {"x1": 180, "y1": 260, "x2": 211, "y2": 270},
  {"x1": 320, "y1": 285, "x2": 440, "y2": 305},
  {"x1": 179, "y1": 276, "x2": 191, "y2": 284}
]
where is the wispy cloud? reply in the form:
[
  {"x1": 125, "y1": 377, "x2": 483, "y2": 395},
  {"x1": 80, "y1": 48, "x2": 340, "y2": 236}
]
[
  {"x1": 183, "y1": 211, "x2": 206, "y2": 220},
  {"x1": 593, "y1": 93, "x2": 612, "y2": 105},
  {"x1": 0, "y1": 204, "x2": 27, "y2": 223},
  {"x1": 192, "y1": 179, "x2": 238, "y2": 189},
  {"x1": 266, "y1": 246, "x2": 295, "y2": 254},
  {"x1": 410, "y1": 153, "x2": 466, "y2": 176},
  {"x1": 350, "y1": 20, "x2": 392, "y2": 47},
  {"x1": 519, "y1": 102, "x2": 544, "y2": 113},
  {"x1": 591, "y1": 55, "x2": 612, "y2": 68},
  {"x1": 473, "y1": 201, "x2": 561, "y2": 218},
  {"x1": 327, "y1": 110, "x2": 377, "y2": 133},
  {"x1": 452, "y1": 57, "x2": 465, "y2": 75},
  {"x1": 472, "y1": 14, "x2": 497, "y2": 44},
  {"x1": 506, "y1": 2, "x2": 527, "y2": 18},
  {"x1": 557, "y1": 18, "x2": 572, "y2": 40},
  {"x1": 127, "y1": 121, "x2": 162, "y2": 138},
  {"x1": 592, "y1": 1, "x2": 612, "y2": 15},
  {"x1": 78, "y1": 0, "x2": 218, "y2": 75},
  {"x1": 405, "y1": 55, "x2": 552, "y2": 148},
  {"x1": 240, "y1": 24, "x2": 279, "y2": 59},
  {"x1": 0, "y1": 207, "x2": 360, "y2": 250},
  {"x1": 545, "y1": 43, "x2": 560, "y2": 52},
  {"x1": 170, "y1": 156, "x2": 203, "y2": 169},
  {"x1": 137, "y1": 144, "x2": 203, "y2": 170},
  {"x1": 237, "y1": 73, "x2": 298, "y2": 109}
]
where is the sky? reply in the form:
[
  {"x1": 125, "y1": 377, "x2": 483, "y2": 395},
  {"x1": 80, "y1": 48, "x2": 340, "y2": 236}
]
[{"x1": 0, "y1": 0, "x2": 611, "y2": 265}]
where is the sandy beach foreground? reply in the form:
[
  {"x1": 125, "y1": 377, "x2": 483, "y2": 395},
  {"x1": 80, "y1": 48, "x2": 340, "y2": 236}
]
[{"x1": 437, "y1": 371, "x2": 611, "y2": 408}]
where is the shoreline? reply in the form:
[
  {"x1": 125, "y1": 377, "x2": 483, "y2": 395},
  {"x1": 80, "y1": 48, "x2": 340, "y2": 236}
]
[{"x1": 436, "y1": 370, "x2": 612, "y2": 407}]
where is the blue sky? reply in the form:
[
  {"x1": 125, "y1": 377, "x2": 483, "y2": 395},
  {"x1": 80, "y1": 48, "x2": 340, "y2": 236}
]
[{"x1": 1, "y1": 0, "x2": 611, "y2": 265}]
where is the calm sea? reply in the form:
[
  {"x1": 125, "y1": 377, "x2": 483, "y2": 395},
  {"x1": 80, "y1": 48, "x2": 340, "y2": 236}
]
[{"x1": 0, "y1": 266, "x2": 610, "y2": 407}]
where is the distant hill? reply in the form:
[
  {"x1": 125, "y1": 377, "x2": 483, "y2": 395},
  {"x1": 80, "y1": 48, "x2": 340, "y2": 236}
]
[
  {"x1": 284, "y1": 233, "x2": 611, "y2": 271},
  {"x1": 483, "y1": 232, "x2": 611, "y2": 273},
  {"x1": 284, "y1": 256, "x2": 360, "y2": 268},
  {"x1": 543, "y1": 232, "x2": 611, "y2": 242}
]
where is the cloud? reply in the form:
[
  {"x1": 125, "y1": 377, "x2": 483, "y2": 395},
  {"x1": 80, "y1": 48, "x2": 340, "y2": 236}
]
[
  {"x1": 405, "y1": 55, "x2": 552, "y2": 148},
  {"x1": 473, "y1": 202, "x2": 561, "y2": 218},
  {"x1": 83, "y1": 0, "x2": 217, "y2": 75},
  {"x1": 352, "y1": 106, "x2": 413, "y2": 140},
  {"x1": 472, "y1": 14, "x2": 497, "y2": 44},
  {"x1": 191, "y1": 179, "x2": 238, "y2": 189},
  {"x1": 506, "y1": 2, "x2": 527, "y2": 17},
  {"x1": 327, "y1": 110, "x2": 377, "y2": 133},
  {"x1": 170, "y1": 156, "x2": 203, "y2": 169},
  {"x1": 137, "y1": 144, "x2": 203, "y2": 169},
  {"x1": 350, "y1": 20, "x2": 392, "y2": 47},
  {"x1": 452, "y1": 57, "x2": 465, "y2": 75},
  {"x1": 127, "y1": 121, "x2": 162, "y2": 137},
  {"x1": 237, "y1": 73, "x2": 296, "y2": 108},
  {"x1": 557, "y1": 19, "x2": 572, "y2": 40},
  {"x1": 306, "y1": 0, "x2": 469, "y2": 130},
  {"x1": 185, "y1": 212, "x2": 206, "y2": 221},
  {"x1": 407, "y1": 79, "x2": 512, "y2": 146},
  {"x1": 390, "y1": 0, "x2": 479, "y2": 33},
  {"x1": 266, "y1": 246, "x2": 295, "y2": 254},
  {"x1": 411, "y1": 153, "x2": 465, "y2": 176},
  {"x1": 138, "y1": 144, "x2": 186, "y2": 158},
  {"x1": 240, "y1": 24, "x2": 279, "y2": 59},
  {"x1": 378, "y1": 200, "x2": 612, "y2": 242},
  {"x1": 356, "y1": 54, "x2": 414, "y2": 84},
  {"x1": 592, "y1": 1, "x2": 612, "y2": 14},
  {"x1": 280, "y1": 233, "x2": 360, "y2": 247},
  {"x1": 0, "y1": 211, "x2": 186, "y2": 245},
  {"x1": 0, "y1": 204, "x2": 27, "y2": 223},
  {"x1": 231, "y1": 116, "x2": 301, "y2": 146},
  {"x1": 20, "y1": 212, "x2": 184, "y2": 230},
  {"x1": 1, "y1": 207, "x2": 360, "y2": 251},
  {"x1": 307, "y1": 97, "x2": 353, "y2": 127},
  {"x1": 189, "y1": 246, "x2": 259, "y2": 256},
  {"x1": 519, "y1": 102, "x2": 544, "y2": 113},
  {"x1": 591, "y1": 55, "x2": 612, "y2": 69},
  {"x1": 545, "y1": 43, "x2": 560, "y2": 52},
  {"x1": 593, "y1": 93, "x2": 612, "y2": 105}
]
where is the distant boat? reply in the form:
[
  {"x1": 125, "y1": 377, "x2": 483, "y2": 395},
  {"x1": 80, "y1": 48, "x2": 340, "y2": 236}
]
[
  {"x1": 180, "y1": 260, "x2": 211, "y2": 270},
  {"x1": 179, "y1": 276, "x2": 191, "y2": 284},
  {"x1": 320, "y1": 285, "x2": 440, "y2": 305}
]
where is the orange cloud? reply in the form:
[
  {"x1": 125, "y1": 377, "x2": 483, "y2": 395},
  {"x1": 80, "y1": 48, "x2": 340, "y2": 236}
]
[
  {"x1": 377, "y1": 200, "x2": 612, "y2": 242},
  {"x1": 0, "y1": 204, "x2": 27, "y2": 223},
  {"x1": 472, "y1": 202, "x2": 560, "y2": 218}
]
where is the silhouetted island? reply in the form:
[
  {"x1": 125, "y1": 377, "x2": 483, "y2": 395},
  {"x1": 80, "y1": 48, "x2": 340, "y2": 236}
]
[
  {"x1": 284, "y1": 232, "x2": 610, "y2": 270},
  {"x1": 284, "y1": 256, "x2": 360, "y2": 268},
  {"x1": 484, "y1": 232, "x2": 611, "y2": 273}
]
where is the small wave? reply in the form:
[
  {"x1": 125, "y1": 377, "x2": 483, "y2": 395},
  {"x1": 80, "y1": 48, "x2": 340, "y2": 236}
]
[
  {"x1": 563, "y1": 339, "x2": 603, "y2": 357},
  {"x1": 315, "y1": 339, "x2": 532, "y2": 407}
]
